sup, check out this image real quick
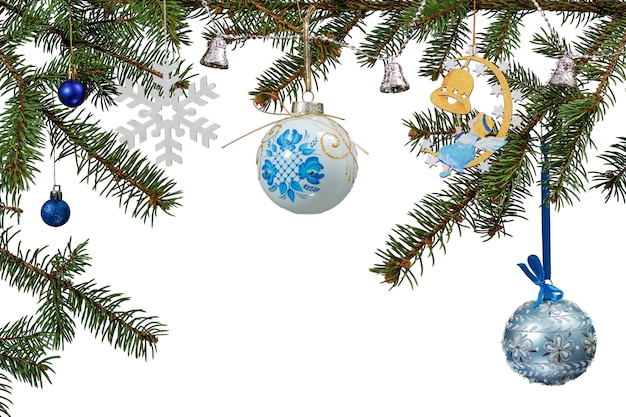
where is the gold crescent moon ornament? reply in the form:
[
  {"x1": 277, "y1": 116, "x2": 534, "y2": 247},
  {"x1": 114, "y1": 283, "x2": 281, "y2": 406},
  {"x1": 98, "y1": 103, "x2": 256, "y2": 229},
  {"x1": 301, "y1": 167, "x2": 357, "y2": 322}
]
[{"x1": 423, "y1": 55, "x2": 513, "y2": 171}]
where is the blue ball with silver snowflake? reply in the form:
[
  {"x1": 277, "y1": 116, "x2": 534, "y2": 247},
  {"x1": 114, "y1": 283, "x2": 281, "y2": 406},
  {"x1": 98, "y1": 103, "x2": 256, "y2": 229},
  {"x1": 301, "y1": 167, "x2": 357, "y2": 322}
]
[
  {"x1": 502, "y1": 298, "x2": 597, "y2": 385},
  {"x1": 41, "y1": 186, "x2": 71, "y2": 227}
]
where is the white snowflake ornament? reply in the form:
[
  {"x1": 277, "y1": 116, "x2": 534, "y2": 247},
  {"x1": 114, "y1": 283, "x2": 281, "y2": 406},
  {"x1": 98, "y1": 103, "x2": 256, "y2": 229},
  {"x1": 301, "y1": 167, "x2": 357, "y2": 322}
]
[{"x1": 115, "y1": 62, "x2": 220, "y2": 166}]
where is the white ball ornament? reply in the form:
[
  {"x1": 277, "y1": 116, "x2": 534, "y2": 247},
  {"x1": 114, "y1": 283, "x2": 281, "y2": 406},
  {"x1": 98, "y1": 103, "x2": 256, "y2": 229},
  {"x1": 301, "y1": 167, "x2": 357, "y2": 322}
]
[{"x1": 256, "y1": 101, "x2": 358, "y2": 214}]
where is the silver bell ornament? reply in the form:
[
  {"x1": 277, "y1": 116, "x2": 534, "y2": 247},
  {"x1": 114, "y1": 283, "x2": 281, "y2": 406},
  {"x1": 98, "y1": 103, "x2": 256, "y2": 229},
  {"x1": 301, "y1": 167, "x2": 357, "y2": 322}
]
[
  {"x1": 549, "y1": 54, "x2": 576, "y2": 87},
  {"x1": 256, "y1": 100, "x2": 358, "y2": 214},
  {"x1": 200, "y1": 37, "x2": 229, "y2": 69},
  {"x1": 502, "y1": 256, "x2": 597, "y2": 385},
  {"x1": 380, "y1": 57, "x2": 410, "y2": 93}
]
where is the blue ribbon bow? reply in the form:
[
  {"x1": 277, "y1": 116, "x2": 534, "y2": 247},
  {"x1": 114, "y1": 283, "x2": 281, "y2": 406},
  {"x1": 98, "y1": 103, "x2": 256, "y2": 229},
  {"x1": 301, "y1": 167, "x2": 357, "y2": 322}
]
[{"x1": 518, "y1": 254, "x2": 563, "y2": 308}]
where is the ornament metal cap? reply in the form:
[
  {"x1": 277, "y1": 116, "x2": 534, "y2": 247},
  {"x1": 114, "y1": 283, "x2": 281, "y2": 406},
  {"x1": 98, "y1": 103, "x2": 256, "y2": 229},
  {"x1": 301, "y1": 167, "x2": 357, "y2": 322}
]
[
  {"x1": 50, "y1": 184, "x2": 63, "y2": 200},
  {"x1": 201, "y1": 37, "x2": 229, "y2": 69},
  {"x1": 380, "y1": 57, "x2": 410, "y2": 93},
  {"x1": 291, "y1": 101, "x2": 324, "y2": 115}
]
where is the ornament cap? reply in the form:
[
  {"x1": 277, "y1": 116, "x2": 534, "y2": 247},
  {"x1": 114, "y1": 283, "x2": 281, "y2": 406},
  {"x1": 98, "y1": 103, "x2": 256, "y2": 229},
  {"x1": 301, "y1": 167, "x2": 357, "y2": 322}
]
[
  {"x1": 291, "y1": 101, "x2": 324, "y2": 115},
  {"x1": 50, "y1": 184, "x2": 63, "y2": 200}
]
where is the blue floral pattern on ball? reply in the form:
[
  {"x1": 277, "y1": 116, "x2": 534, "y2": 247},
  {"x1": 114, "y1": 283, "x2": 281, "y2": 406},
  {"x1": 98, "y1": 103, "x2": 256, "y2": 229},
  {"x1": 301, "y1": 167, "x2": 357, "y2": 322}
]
[
  {"x1": 299, "y1": 157, "x2": 325, "y2": 184},
  {"x1": 261, "y1": 159, "x2": 277, "y2": 186},
  {"x1": 261, "y1": 128, "x2": 324, "y2": 203}
]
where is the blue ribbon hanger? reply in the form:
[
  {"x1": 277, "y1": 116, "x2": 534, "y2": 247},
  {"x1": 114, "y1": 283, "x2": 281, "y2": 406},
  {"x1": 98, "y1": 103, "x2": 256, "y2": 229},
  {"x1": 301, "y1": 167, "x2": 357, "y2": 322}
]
[
  {"x1": 518, "y1": 255, "x2": 563, "y2": 307},
  {"x1": 517, "y1": 140, "x2": 563, "y2": 307}
]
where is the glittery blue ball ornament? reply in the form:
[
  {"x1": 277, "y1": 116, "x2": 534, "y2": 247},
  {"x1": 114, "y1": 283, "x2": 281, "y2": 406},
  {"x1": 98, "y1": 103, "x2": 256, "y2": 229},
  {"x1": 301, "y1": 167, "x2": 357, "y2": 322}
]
[
  {"x1": 502, "y1": 299, "x2": 597, "y2": 385},
  {"x1": 58, "y1": 79, "x2": 86, "y2": 107},
  {"x1": 41, "y1": 186, "x2": 71, "y2": 227}
]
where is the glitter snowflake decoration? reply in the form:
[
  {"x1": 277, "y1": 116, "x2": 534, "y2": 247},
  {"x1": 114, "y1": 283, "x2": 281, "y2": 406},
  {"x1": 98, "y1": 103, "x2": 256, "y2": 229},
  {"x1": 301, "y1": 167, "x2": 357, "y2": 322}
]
[{"x1": 115, "y1": 62, "x2": 220, "y2": 166}]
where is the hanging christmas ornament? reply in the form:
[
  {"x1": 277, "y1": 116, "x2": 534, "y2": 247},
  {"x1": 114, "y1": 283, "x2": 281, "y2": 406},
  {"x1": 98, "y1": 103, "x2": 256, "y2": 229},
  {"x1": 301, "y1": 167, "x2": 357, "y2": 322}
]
[
  {"x1": 380, "y1": 56, "x2": 410, "y2": 93},
  {"x1": 41, "y1": 185, "x2": 71, "y2": 227},
  {"x1": 116, "y1": 0, "x2": 220, "y2": 166},
  {"x1": 201, "y1": 36, "x2": 229, "y2": 69},
  {"x1": 256, "y1": 100, "x2": 358, "y2": 214},
  {"x1": 58, "y1": 65, "x2": 86, "y2": 108},
  {"x1": 549, "y1": 54, "x2": 577, "y2": 87},
  {"x1": 502, "y1": 140, "x2": 596, "y2": 385},
  {"x1": 255, "y1": 7, "x2": 357, "y2": 214},
  {"x1": 58, "y1": 5, "x2": 86, "y2": 108},
  {"x1": 502, "y1": 282, "x2": 596, "y2": 385},
  {"x1": 422, "y1": 55, "x2": 512, "y2": 175},
  {"x1": 529, "y1": 0, "x2": 584, "y2": 88}
]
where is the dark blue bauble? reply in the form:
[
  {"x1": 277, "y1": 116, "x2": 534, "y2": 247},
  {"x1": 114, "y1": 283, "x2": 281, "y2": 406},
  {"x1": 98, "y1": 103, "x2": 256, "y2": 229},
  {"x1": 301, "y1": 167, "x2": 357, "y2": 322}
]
[
  {"x1": 58, "y1": 79, "x2": 86, "y2": 107},
  {"x1": 41, "y1": 199, "x2": 71, "y2": 227}
]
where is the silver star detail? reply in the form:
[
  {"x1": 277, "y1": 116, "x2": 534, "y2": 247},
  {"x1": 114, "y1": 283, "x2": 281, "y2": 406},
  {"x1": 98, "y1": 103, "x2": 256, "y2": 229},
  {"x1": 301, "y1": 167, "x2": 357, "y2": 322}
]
[
  {"x1": 498, "y1": 62, "x2": 511, "y2": 73},
  {"x1": 425, "y1": 154, "x2": 439, "y2": 168},
  {"x1": 493, "y1": 104, "x2": 504, "y2": 119},
  {"x1": 473, "y1": 65, "x2": 487, "y2": 77},
  {"x1": 419, "y1": 138, "x2": 433, "y2": 150},
  {"x1": 511, "y1": 90, "x2": 524, "y2": 102},
  {"x1": 444, "y1": 58, "x2": 457, "y2": 71},
  {"x1": 490, "y1": 84, "x2": 503, "y2": 97},
  {"x1": 478, "y1": 161, "x2": 492, "y2": 173},
  {"x1": 511, "y1": 115, "x2": 523, "y2": 129}
]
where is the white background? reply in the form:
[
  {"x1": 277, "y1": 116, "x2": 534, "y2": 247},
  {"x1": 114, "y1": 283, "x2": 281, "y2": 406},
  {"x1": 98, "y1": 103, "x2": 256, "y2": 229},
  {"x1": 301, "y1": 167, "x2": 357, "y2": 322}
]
[{"x1": 2, "y1": 12, "x2": 624, "y2": 417}]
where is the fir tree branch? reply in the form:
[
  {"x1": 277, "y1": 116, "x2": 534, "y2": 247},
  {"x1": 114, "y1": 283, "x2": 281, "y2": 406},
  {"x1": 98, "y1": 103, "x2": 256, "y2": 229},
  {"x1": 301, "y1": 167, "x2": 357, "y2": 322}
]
[
  {"x1": 78, "y1": 39, "x2": 188, "y2": 90},
  {"x1": 591, "y1": 137, "x2": 626, "y2": 202},
  {"x1": 0, "y1": 372, "x2": 10, "y2": 417},
  {"x1": 359, "y1": 12, "x2": 406, "y2": 63},
  {"x1": 0, "y1": 235, "x2": 165, "y2": 359},
  {"x1": 0, "y1": 318, "x2": 56, "y2": 389},
  {"x1": 418, "y1": 11, "x2": 469, "y2": 80},
  {"x1": 251, "y1": 9, "x2": 361, "y2": 107},
  {"x1": 0, "y1": 47, "x2": 46, "y2": 195},
  {"x1": 198, "y1": 0, "x2": 626, "y2": 16},
  {"x1": 42, "y1": 107, "x2": 181, "y2": 223},
  {"x1": 0, "y1": 353, "x2": 53, "y2": 389},
  {"x1": 479, "y1": 10, "x2": 523, "y2": 63},
  {"x1": 590, "y1": 21, "x2": 626, "y2": 97},
  {"x1": 0, "y1": 230, "x2": 53, "y2": 298},
  {"x1": 249, "y1": 0, "x2": 302, "y2": 32},
  {"x1": 0, "y1": 203, "x2": 21, "y2": 217},
  {"x1": 370, "y1": 174, "x2": 480, "y2": 288}
]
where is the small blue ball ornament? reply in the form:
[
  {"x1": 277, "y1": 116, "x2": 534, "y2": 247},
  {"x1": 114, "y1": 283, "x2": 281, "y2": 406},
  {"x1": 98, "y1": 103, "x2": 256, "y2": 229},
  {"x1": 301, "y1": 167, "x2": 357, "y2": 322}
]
[
  {"x1": 502, "y1": 298, "x2": 597, "y2": 385},
  {"x1": 41, "y1": 185, "x2": 71, "y2": 227},
  {"x1": 58, "y1": 79, "x2": 86, "y2": 107}
]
